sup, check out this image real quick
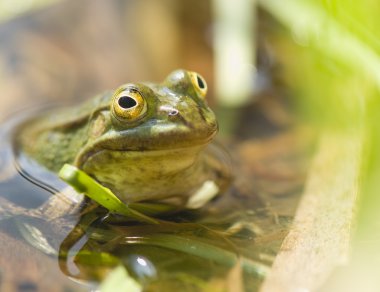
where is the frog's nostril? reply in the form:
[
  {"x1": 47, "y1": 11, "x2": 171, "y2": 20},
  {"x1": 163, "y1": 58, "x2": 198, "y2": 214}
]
[
  {"x1": 160, "y1": 105, "x2": 179, "y2": 116},
  {"x1": 168, "y1": 109, "x2": 179, "y2": 116}
]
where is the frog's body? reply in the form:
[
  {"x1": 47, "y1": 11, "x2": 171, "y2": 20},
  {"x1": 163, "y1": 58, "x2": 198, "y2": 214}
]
[{"x1": 18, "y1": 70, "x2": 230, "y2": 207}]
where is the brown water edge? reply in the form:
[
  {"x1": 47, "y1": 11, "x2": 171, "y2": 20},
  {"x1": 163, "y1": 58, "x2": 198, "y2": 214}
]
[
  {"x1": 0, "y1": 220, "x2": 88, "y2": 292},
  {"x1": 0, "y1": 0, "x2": 316, "y2": 290},
  {"x1": 0, "y1": 107, "x2": 315, "y2": 291},
  {"x1": 0, "y1": 61, "x2": 315, "y2": 291}
]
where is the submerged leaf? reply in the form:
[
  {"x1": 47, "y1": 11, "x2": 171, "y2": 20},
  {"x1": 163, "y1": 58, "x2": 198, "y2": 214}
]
[
  {"x1": 121, "y1": 233, "x2": 270, "y2": 278},
  {"x1": 74, "y1": 250, "x2": 120, "y2": 267}
]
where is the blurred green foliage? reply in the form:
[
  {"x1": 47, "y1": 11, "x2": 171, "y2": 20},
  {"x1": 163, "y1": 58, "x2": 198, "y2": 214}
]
[
  {"x1": 259, "y1": 0, "x2": 380, "y2": 128},
  {"x1": 261, "y1": 0, "x2": 380, "y2": 287},
  {"x1": 0, "y1": 0, "x2": 60, "y2": 22}
]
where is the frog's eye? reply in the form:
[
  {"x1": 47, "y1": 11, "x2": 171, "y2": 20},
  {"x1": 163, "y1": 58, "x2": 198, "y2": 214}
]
[
  {"x1": 111, "y1": 88, "x2": 147, "y2": 122},
  {"x1": 189, "y1": 72, "x2": 207, "y2": 99}
]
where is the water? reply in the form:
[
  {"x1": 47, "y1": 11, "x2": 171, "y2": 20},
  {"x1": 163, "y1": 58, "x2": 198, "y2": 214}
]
[{"x1": 0, "y1": 105, "x2": 306, "y2": 291}]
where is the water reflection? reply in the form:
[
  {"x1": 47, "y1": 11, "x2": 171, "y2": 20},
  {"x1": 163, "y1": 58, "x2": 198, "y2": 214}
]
[
  {"x1": 0, "y1": 111, "x2": 262, "y2": 289},
  {"x1": 0, "y1": 95, "x2": 312, "y2": 291},
  {"x1": 127, "y1": 255, "x2": 157, "y2": 280}
]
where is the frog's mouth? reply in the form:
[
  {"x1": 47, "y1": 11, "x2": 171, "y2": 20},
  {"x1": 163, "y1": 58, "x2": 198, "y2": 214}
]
[{"x1": 75, "y1": 123, "x2": 217, "y2": 169}]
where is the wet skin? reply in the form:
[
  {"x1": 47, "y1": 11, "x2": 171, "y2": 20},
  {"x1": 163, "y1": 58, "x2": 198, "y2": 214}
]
[{"x1": 18, "y1": 70, "x2": 228, "y2": 206}]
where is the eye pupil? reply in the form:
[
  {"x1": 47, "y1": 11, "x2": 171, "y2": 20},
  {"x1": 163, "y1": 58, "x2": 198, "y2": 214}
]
[
  {"x1": 118, "y1": 96, "x2": 137, "y2": 109},
  {"x1": 196, "y1": 75, "x2": 205, "y2": 89}
]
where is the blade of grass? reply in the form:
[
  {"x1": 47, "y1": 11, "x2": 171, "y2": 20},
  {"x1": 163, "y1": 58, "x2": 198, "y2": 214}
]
[{"x1": 58, "y1": 164, "x2": 158, "y2": 224}]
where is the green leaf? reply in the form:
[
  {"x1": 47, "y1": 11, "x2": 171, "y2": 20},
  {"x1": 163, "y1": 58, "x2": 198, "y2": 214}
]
[
  {"x1": 100, "y1": 265, "x2": 142, "y2": 292},
  {"x1": 58, "y1": 164, "x2": 158, "y2": 224},
  {"x1": 74, "y1": 250, "x2": 120, "y2": 267}
]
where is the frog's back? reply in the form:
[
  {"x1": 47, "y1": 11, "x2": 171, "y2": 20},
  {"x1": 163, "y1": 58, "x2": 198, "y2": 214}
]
[{"x1": 17, "y1": 91, "x2": 113, "y2": 172}]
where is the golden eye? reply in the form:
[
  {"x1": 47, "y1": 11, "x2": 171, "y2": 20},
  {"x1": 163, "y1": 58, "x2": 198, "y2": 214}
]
[
  {"x1": 111, "y1": 87, "x2": 147, "y2": 122},
  {"x1": 189, "y1": 71, "x2": 207, "y2": 99}
]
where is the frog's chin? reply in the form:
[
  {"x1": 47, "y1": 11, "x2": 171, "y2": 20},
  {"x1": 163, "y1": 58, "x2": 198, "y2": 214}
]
[
  {"x1": 73, "y1": 124, "x2": 216, "y2": 202},
  {"x1": 77, "y1": 144, "x2": 207, "y2": 202}
]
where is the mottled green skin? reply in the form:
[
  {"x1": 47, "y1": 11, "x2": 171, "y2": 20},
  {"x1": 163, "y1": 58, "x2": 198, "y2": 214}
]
[{"x1": 20, "y1": 70, "x2": 224, "y2": 204}]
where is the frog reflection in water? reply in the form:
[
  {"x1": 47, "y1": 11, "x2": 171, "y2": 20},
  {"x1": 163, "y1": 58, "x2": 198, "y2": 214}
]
[{"x1": 19, "y1": 70, "x2": 230, "y2": 209}]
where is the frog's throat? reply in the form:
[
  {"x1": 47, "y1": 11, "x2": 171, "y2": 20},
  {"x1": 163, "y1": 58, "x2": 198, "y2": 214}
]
[{"x1": 76, "y1": 145, "x2": 208, "y2": 202}]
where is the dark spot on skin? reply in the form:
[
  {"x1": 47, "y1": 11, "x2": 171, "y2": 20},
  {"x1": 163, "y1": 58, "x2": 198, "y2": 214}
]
[
  {"x1": 118, "y1": 96, "x2": 137, "y2": 109},
  {"x1": 137, "y1": 146, "x2": 148, "y2": 151},
  {"x1": 197, "y1": 75, "x2": 205, "y2": 89}
]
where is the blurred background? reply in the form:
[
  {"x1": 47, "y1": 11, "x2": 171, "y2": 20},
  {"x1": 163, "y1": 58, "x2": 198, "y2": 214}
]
[{"x1": 1, "y1": 0, "x2": 380, "y2": 291}]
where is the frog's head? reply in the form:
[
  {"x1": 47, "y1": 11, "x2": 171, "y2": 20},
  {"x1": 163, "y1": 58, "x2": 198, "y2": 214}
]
[
  {"x1": 77, "y1": 69, "x2": 217, "y2": 161},
  {"x1": 75, "y1": 70, "x2": 218, "y2": 201},
  {"x1": 108, "y1": 69, "x2": 216, "y2": 152}
]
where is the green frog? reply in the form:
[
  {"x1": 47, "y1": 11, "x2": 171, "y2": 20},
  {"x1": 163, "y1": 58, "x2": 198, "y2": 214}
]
[{"x1": 17, "y1": 70, "x2": 231, "y2": 210}]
